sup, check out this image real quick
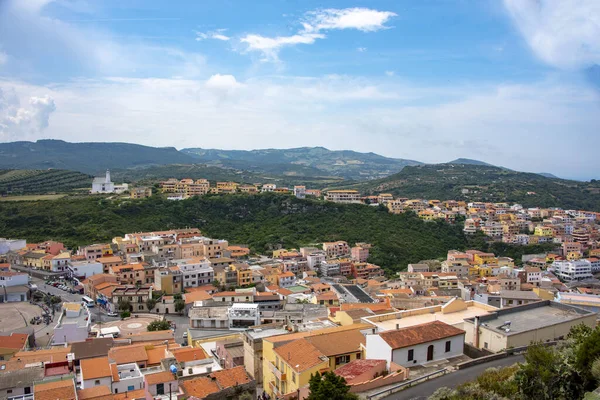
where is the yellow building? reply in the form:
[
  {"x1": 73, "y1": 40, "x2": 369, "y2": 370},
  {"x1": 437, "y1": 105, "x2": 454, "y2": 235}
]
[
  {"x1": 473, "y1": 253, "x2": 497, "y2": 266},
  {"x1": 567, "y1": 251, "x2": 582, "y2": 261},
  {"x1": 534, "y1": 226, "x2": 554, "y2": 237},
  {"x1": 262, "y1": 325, "x2": 368, "y2": 399},
  {"x1": 216, "y1": 182, "x2": 239, "y2": 194},
  {"x1": 233, "y1": 264, "x2": 253, "y2": 287},
  {"x1": 418, "y1": 210, "x2": 437, "y2": 221}
]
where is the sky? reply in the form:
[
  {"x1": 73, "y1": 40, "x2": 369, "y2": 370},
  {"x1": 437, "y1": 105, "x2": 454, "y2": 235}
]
[{"x1": 0, "y1": 0, "x2": 599, "y2": 180}]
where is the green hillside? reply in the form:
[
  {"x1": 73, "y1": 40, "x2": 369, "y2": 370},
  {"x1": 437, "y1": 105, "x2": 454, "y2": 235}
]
[
  {"x1": 0, "y1": 169, "x2": 91, "y2": 195},
  {"x1": 347, "y1": 164, "x2": 600, "y2": 211},
  {"x1": 181, "y1": 146, "x2": 422, "y2": 180},
  {"x1": 0, "y1": 194, "x2": 466, "y2": 273},
  {"x1": 0, "y1": 140, "x2": 196, "y2": 174},
  {"x1": 110, "y1": 164, "x2": 345, "y2": 188}
]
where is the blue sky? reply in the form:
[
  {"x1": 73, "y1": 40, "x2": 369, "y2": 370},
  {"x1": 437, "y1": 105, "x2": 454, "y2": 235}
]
[{"x1": 0, "y1": 0, "x2": 599, "y2": 180}]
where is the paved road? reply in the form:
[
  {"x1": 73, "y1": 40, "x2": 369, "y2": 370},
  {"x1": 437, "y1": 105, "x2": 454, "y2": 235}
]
[{"x1": 381, "y1": 355, "x2": 525, "y2": 400}]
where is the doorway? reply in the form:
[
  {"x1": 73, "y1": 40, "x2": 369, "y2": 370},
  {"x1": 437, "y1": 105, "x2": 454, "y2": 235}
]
[{"x1": 427, "y1": 345, "x2": 434, "y2": 361}]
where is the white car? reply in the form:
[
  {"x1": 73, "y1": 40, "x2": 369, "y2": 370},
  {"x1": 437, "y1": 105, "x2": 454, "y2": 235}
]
[{"x1": 107, "y1": 311, "x2": 118, "y2": 317}]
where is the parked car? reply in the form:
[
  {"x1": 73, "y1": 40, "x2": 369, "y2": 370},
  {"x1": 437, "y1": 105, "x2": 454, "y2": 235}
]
[{"x1": 107, "y1": 311, "x2": 118, "y2": 317}]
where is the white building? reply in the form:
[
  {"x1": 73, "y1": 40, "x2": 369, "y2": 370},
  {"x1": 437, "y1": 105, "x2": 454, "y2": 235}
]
[
  {"x1": 80, "y1": 356, "x2": 113, "y2": 389},
  {"x1": 552, "y1": 260, "x2": 593, "y2": 281},
  {"x1": 228, "y1": 303, "x2": 260, "y2": 330},
  {"x1": 50, "y1": 252, "x2": 71, "y2": 272},
  {"x1": 261, "y1": 184, "x2": 276, "y2": 193},
  {"x1": 171, "y1": 258, "x2": 213, "y2": 288},
  {"x1": 91, "y1": 170, "x2": 115, "y2": 194},
  {"x1": 67, "y1": 260, "x2": 103, "y2": 279},
  {"x1": 325, "y1": 190, "x2": 361, "y2": 204},
  {"x1": 0, "y1": 271, "x2": 29, "y2": 287},
  {"x1": 319, "y1": 261, "x2": 341, "y2": 277},
  {"x1": 52, "y1": 302, "x2": 91, "y2": 345},
  {"x1": 293, "y1": 186, "x2": 306, "y2": 199},
  {"x1": 366, "y1": 321, "x2": 465, "y2": 368},
  {"x1": 0, "y1": 238, "x2": 26, "y2": 254},
  {"x1": 111, "y1": 363, "x2": 145, "y2": 394},
  {"x1": 277, "y1": 272, "x2": 296, "y2": 288},
  {"x1": 307, "y1": 252, "x2": 326, "y2": 269}
]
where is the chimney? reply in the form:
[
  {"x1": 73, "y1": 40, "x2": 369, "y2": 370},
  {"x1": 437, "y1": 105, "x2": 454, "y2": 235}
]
[{"x1": 474, "y1": 316, "x2": 480, "y2": 348}]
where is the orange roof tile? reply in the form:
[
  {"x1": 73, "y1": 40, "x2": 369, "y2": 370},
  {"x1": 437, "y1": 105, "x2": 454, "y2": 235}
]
[
  {"x1": 108, "y1": 344, "x2": 148, "y2": 365},
  {"x1": 212, "y1": 365, "x2": 251, "y2": 388},
  {"x1": 12, "y1": 346, "x2": 72, "y2": 364},
  {"x1": 77, "y1": 386, "x2": 112, "y2": 400},
  {"x1": 145, "y1": 345, "x2": 168, "y2": 365},
  {"x1": 184, "y1": 290, "x2": 213, "y2": 304},
  {"x1": 172, "y1": 347, "x2": 209, "y2": 363},
  {"x1": 379, "y1": 321, "x2": 465, "y2": 349},
  {"x1": 110, "y1": 363, "x2": 119, "y2": 382},
  {"x1": 305, "y1": 329, "x2": 365, "y2": 357},
  {"x1": 274, "y1": 339, "x2": 326, "y2": 372},
  {"x1": 0, "y1": 333, "x2": 28, "y2": 350},
  {"x1": 145, "y1": 371, "x2": 176, "y2": 385},
  {"x1": 81, "y1": 356, "x2": 112, "y2": 380},
  {"x1": 112, "y1": 388, "x2": 146, "y2": 399},
  {"x1": 34, "y1": 379, "x2": 76, "y2": 400},
  {"x1": 181, "y1": 376, "x2": 220, "y2": 398}
]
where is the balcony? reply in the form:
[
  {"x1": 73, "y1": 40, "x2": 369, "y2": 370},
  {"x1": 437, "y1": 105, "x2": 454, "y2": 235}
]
[
  {"x1": 269, "y1": 361, "x2": 287, "y2": 380},
  {"x1": 269, "y1": 381, "x2": 283, "y2": 397}
]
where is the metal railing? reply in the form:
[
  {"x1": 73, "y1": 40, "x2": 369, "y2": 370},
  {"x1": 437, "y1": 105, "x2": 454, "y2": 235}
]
[{"x1": 366, "y1": 368, "x2": 448, "y2": 400}]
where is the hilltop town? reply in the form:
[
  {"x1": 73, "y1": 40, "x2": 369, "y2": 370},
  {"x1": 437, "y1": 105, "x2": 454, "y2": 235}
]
[{"x1": 1, "y1": 216, "x2": 600, "y2": 399}]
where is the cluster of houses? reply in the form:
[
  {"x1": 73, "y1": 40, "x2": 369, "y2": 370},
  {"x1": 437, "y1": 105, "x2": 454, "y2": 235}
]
[{"x1": 3, "y1": 224, "x2": 600, "y2": 399}]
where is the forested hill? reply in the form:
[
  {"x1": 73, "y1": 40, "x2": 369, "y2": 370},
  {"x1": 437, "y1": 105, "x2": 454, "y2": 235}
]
[
  {"x1": 0, "y1": 140, "x2": 196, "y2": 174},
  {"x1": 347, "y1": 164, "x2": 600, "y2": 211},
  {"x1": 181, "y1": 146, "x2": 423, "y2": 180},
  {"x1": 0, "y1": 194, "x2": 465, "y2": 273}
]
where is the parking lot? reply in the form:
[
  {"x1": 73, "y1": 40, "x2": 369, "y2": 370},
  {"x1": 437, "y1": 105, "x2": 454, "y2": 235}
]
[{"x1": 0, "y1": 302, "x2": 43, "y2": 333}]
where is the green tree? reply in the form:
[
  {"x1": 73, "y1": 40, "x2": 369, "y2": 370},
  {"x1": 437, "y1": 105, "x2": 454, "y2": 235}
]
[
  {"x1": 146, "y1": 298, "x2": 157, "y2": 312},
  {"x1": 147, "y1": 320, "x2": 171, "y2": 331},
  {"x1": 118, "y1": 299, "x2": 131, "y2": 312},
  {"x1": 576, "y1": 327, "x2": 600, "y2": 390},
  {"x1": 175, "y1": 299, "x2": 185, "y2": 314},
  {"x1": 307, "y1": 371, "x2": 359, "y2": 400}
]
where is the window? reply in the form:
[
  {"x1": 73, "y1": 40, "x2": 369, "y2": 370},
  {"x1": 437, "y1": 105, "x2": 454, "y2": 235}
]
[
  {"x1": 407, "y1": 349, "x2": 414, "y2": 361},
  {"x1": 157, "y1": 383, "x2": 165, "y2": 395},
  {"x1": 335, "y1": 355, "x2": 350, "y2": 365},
  {"x1": 445, "y1": 341, "x2": 451, "y2": 352},
  {"x1": 356, "y1": 353, "x2": 361, "y2": 360},
  {"x1": 95, "y1": 380, "x2": 101, "y2": 385},
  {"x1": 24, "y1": 387, "x2": 31, "y2": 395},
  {"x1": 292, "y1": 373, "x2": 297, "y2": 383},
  {"x1": 484, "y1": 342, "x2": 489, "y2": 349},
  {"x1": 127, "y1": 385, "x2": 135, "y2": 391}
]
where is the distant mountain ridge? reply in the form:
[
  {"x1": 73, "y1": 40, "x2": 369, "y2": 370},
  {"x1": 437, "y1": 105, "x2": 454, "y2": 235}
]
[
  {"x1": 0, "y1": 140, "x2": 197, "y2": 174},
  {"x1": 448, "y1": 158, "x2": 497, "y2": 167},
  {"x1": 181, "y1": 146, "x2": 423, "y2": 180}
]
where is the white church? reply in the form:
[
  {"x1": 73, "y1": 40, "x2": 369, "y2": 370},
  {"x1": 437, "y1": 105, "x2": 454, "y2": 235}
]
[{"x1": 91, "y1": 170, "x2": 128, "y2": 194}]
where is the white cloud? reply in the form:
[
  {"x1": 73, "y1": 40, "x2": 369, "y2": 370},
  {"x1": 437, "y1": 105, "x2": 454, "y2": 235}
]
[
  {"x1": 241, "y1": 7, "x2": 395, "y2": 61},
  {"x1": 2, "y1": 75, "x2": 598, "y2": 179},
  {"x1": 240, "y1": 33, "x2": 325, "y2": 61},
  {"x1": 302, "y1": 8, "x2": 397, "y2": 33},
  {"x1": 357, "y1": 47, "x2": 367, "y2": 52},
  {"x1": 385, "y1": 71, "x2": 395, "y2": 76},
  {"x1": 0, "y1": 51, "x2": 7, "y2": 65},
  {"x1": 0, "y1": 87, "x2": 56, "y2": 140},
  {"x1": 196, "y1": 29, "x2": 231, "y2": 41},
  {"x1": 504, "y1": 0, "x2": 600, "y2": 69}
]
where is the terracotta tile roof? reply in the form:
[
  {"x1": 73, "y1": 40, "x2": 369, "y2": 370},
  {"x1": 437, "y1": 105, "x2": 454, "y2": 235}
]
[
  {"x1": 378, "y1": 321, "x2": 465, "y2": 350},
  {"x1": 98, "y1": 256, "x2": 123, "y2": 264},
  {"x1": 145, "y1": 370, "x2": 176, "y2": 385},
  {"x1": 340, "y1": 303, "x2": 392, "y2": 312},
  {"x1": 172, "y1": 347, "x2": 209, "y2": 363},
  {"x1": 145, "y1": 345, "x2": 168, "y2": 365},
  {"x1": 110, "y1": 363, "x2": 119, "y2": 382},
  {"x1": 112, "y1": 388, "x2": 146, "y2": 399},
  {"x1": 184, "y1": 290, "x2": 213, "y2": 304},
  {"x1": 211, "y1": 365, "x2": 252, "y2": 388},
  {"x1": 12, "y1": 346, "x2": 72, "y2": 364},
  {"x1": 81, "y1": 356, "x2": 112, "y2": 380},
  {"x1": 306, "y1": 329, "x2": 365, "y2": 357},
  {"x1": 77, "y1": 386, "x2": 112, "y2": 400},
  {"x1": 108, "y1": 344, "x2": 148, "y2": 365},
  {"x1": 181, "y1": 376, "x2": 220, "y2": 398},
  {"x1": 0, "y1": 332, "x2": 28, "y2": 350},
  {"x1": 34, "y1": 378, "x2": 76, "y2": 400},
  {"x1": 274, "y1": 338, "x2": 327, "y2": 373}
]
